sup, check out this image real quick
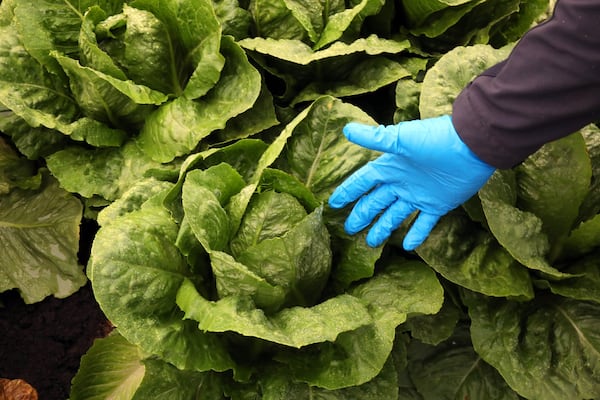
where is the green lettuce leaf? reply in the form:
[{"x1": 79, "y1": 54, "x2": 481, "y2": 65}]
[
  {"x1": 79, "y1": 7, "x2": 128, "y2": 80},
  {"x1": 416, "y1": 211, "x2": 534, "y2": 299},
  {"x1": 213, "y1": 82, "x2": 280, "y2": 145},
  {"x1": 212, "y1": 0, "x2": 251, "y2": 40},
  {"x1": 177, "y1": 279, "x2": 373, "y2": 348},
  {"x1": 70, "y1": 331, "x2": 146, "y2": 400},
  {"x1": 137, "y1": 36, "x2": 261, "y2": 163},
  {"x1": 419, "y1": 43, "x2": 513, "y2": 118},
  {"x1": 479, "y1": 133, "x2": 591, "y2": 277},
  {"x1": 46, "y1": 140, "x2": 176, "y2": 201},
  {"x1": 52, "y1": 51, "x2": 168, "y2": 128},
  {"x1": 576, "y1": 123, "x2": 600, "y2": 223},
  {"x1": 96, "y1": 4, "x2": 186, "y2": 95},
  {"x1": 282, "y1": 97, "x2": 378, "y2": 200},
  {"x1": 230, "y1": 190, "x2": 308, "y2": 256},
  {"x1": 131, "y1": 0, "x2": 225, "y2": 99},
  {"x1": 515, "y1": 132, "x2": 591, "y2": 258},
  {"x1": 465, "y1": 291, "x2": 600, "y2": 400},
  {"x1": 89, "y1": 198, "x2": 236, "y2": 373},
  {"x1": 261, "y1": 358, "x2": 399, "y2": 399},
  {"x1": 561, "y1": 214, "x2": 600, "y2": 261},
  {"x1": 407, "y1": 323, "x2": 521, "y2": 400},
  {"x1": 248, "y1": 0, "x2": 307, "y2": 40},
  {"x1": 275, "y1": 259, "x2": 443, "y2": 389},
  {"x1": 0, "y1": 175, "x2": 86, "y2": 303},
  {"x1": 291, "y1": 57, "x2": 414, "y2": 106},
  {"x1": 12, "y1": 0, "x2": 124, "y2": 77},
  {"x1": 96, "y1": 178, "x2": 174, "y2": 227},
  {"x1": 0, "y1": 23, "x2": 78, "y2": 132},
  {"x1": 239, "y1": 34, "x2": 410, "y2": 65},
  {"x1": 536, "y1": 250, "x2": 600, "y2": 304},
  {"x1": 132, "y1": 358, "x2": 213, "y2": 400},
  {"x1": 0, "y1": 136, "x2": 40, "y2": 194},
  {"x1": 235, "y1": 205, "x2": 331, "y2": 309}
]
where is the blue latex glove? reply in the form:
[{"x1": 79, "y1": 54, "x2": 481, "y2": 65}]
[{"x1": 328, "y1": 115, "x2": 495, "y2": 250}]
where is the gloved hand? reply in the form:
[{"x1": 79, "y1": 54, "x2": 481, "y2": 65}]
[{"x1": 328, "y1": 115, "x2": 495, "y2": 250}]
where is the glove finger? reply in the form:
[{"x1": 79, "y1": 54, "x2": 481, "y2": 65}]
[
  {"x1": 344, "y1": 117, "x2": 450, "y2": 155},
  {"x1": 343, "y1": 122, "x2": 400, "y2": 153},
  {"x1": 328, "y1": 163, "x2": 381, "y2": 208},
  {"x1": 344, "y1": 184, "x2": 398, "y2": 234},
  {"x1": 365, "y1": 200, "x2": 415, "y2": 247},
  {"x1": 402, "y1": 212, "x2": 441, "y2": 251}
]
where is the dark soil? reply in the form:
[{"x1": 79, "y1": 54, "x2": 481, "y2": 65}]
[
  {"x1": 0, "y1": 219, "x2": 113, "y2": 400},
  {"x1": 0, "y1": 284, "x2": 113, "y2": 400}
]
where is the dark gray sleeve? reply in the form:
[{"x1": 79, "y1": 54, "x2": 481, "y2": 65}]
[{"x1": 452, "y1": 0, "x2": 600, "y2": 169}]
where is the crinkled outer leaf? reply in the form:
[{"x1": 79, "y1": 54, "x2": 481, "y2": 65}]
[
  {"x1": 70, "y1": 331, "x2": 145, "y2": 400},
  {"x1": 177, "y1": 278, "x2": 373, "y2": 348},
  {"x1": 405, "y1": 298, "x2": 461, "y2": 346},
  {"x1": 282, "y1": 0, "x2": 345, "y2": 44},
  {"x1": 212, "y1": 0, "x2": 252, "y2": 40},
  {"x1": 0, "y1": 136, "x2": 40, "y2": 194},
  {"x1": 0, "y1": 118, "x2": 67, "y2": 160},
  {"x1": 325, "y1": 208, "x2": 384, "y2": 289},
  {"x1": 416, "y1": 211, "x2": 534, "y2": 299},
  {"x1": 261, "y1": 358, "x2": 399, "y2": 400},
  {"x1": 515, "y1": 132, "x2": 592, "y2": 258},
  {"x1": 53, "y1": 52, "x2": 168, "y2": 127},
  {"x1": 239, "y1": 34, "x2": 410, "y2": 65},
  {"x1": 419, "y1": 43, "x2": 513, "y2": 119},
  {"x1": 131, "y1": 0, "x2": 225, "y2": 99},
  {"x1": 465, "y1": 292, "x2": 600, "y2": 400},
  {"x1": 98, "y1": 5, "x2": 185, "y2": 95},
  {"x1": 79, "y1": 7, "x2": 128, "y2": 80},
  {"x1": 401, "y1": 0, "x2": 473, "y2": 28},
  {"x1": 425, "y1": 0, "x2": 520, "y2": 47},
  {"x1": 561, "y1": 214, "x2": 600, "y2": 261},
  {"x1": 162, "y1": 139, "x2": 267, "y2": 222},
  {"x1": 259, "y1": 168, "x2": 320, "y2": 211},
  {"x1": 230, "y1": 191, "x2": 307, "y2": 257},
  {"x1": 0, "y1": 40, "x2": 127, "y2": 148},
  {"x1": 89, "y1": 200, "x2": 236, "y2": 373},
  {"x1": 137, "y1": 36, "x2": 261, "y2": 163},
  {"x1": 394, "y1": 78, "x2": 421, "y2": 123},
  {"x1": 46, "y1": 140, "x2": 175, "y2": 201},
  {"x1": 313, "y1": 0, "x2": 385, "y2": 50},
  {"x1": 537, "y1": 250, "x2": 600, "y2": 304},
  {"x1": 479, "y1": 169, "x2": 572, "y2": 279},
  {"x1": 132, "y1": 358, "x2": 211, "y2": 400},
  {"x1": 276, "y1": 259, "x2": 443, "y2": 389},
  {"x1": 182, "y1": 164, "x2": 246, "y2": 251},
  {"x1": 577, "y1": 123, "x2": 600, "y2": 223},
  {"x1": 12, "y1": 0, "x2": 124, "y2": 77},
  {"x1": 407, "y1": 323, "x2": 521, "y2": 400},
  {"x1": 62, "y1": 117, "x2": 128, "y2": 147},
  {"x1": 0, "y1": 176, "x2": 86, "y2": 303},
  {"x1": 291, "y1": 57, "x2": 413, "y2": 106},
  {"x1": 0, "y1": 24, "x2": 78, "y2": 132},
  {"x1": 284, "y1": 96, "x2": 378, "y2": 201},
  {"x1": 281, "y1": 96, "x2": 383, "y2": 286},
  {"x1": 235, "y1": 206, "x2": 332, "y2": 309},
  {"x1": 97, "y1": 178, "x2": 174, "y2": 227},
  {"x1": 488, "y1": 0, "x2": 550, "y2": 47},
  {"x1": 213, "y1": 82, "x2": 280, "y2": 145},
  {"x1": 224, "y1": 100, "x2": 315, "y2": 236},
  {"x1": 249, "y1": 0, "x2": 307, "y2": 40},
  {"x1": 210, "y1": 251, "x2": 287, "y2": 312}
]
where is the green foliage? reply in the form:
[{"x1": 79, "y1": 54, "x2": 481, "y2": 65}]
[{"x1": 0, "y1": 0, "x2": 598, "y2": 398}]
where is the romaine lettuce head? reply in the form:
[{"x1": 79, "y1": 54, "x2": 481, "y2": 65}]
[{"x1": 88, "y1": 96, "x2": 445, "y2": 392}]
